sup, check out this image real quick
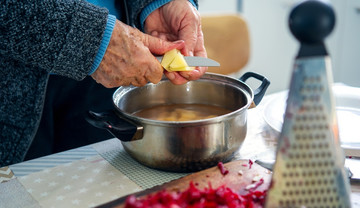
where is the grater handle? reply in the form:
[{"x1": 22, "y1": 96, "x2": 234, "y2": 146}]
[
  {"x1": 289, "y1": 0, "x2": 335, "y2": 58},
  {"x1": 239, "y1": 72, "x2": 270, "y2": 106}
]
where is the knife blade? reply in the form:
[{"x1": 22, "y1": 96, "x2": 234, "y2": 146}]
[{"x1": 155, "y1": 56, "x2": 220, "y2": 67}]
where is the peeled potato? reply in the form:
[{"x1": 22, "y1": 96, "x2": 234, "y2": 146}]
[
  {"x1": 168, "y1": 51, "x2": 187, "y2": 68},
  {"x1": 161, "y1": 49, "x2": 178, "y2": 70},
  {"x1": 169, "y1": 66, "x2": 195, "y2": 71},
  {"x1": 161, "y1": 49, "x2": 195, "y2": 72}
]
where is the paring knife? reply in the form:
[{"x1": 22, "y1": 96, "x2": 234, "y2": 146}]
[{"x1": 155, "y1": 56, "x2": 220, "y2": 67}]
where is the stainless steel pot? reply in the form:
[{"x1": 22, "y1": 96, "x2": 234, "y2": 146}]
[{"x1": 86, "y1": 72, "x2": 270, "y2": 172}]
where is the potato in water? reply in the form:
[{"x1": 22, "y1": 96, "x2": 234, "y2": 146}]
[{"x1": 133, "y1": 104, "x2": 231, "y2": 121}]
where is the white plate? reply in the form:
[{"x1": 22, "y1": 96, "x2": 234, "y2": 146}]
[{"x1": 262, "y1": 84, "x2": 360, "y2": 157}]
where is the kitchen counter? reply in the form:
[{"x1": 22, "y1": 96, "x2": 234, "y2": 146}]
[{"x1": 1, "y1": 92, "x2": 359, "y2": 207}]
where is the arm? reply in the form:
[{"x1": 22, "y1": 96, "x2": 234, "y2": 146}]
[{"x1": 0, "y1": 0, "x2": 109, "y2": 80}]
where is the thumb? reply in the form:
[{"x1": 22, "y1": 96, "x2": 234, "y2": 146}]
[
  {"x1": 178, "y1": 23, "x2": 198, "y2": 56},
  {"x1": 142, "y1": 33, "x2": 185, "y2": 55}
]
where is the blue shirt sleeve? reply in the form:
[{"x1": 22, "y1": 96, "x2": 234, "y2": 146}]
[
  {"x1": 88, "y1": 14, "x2": 116, "y2": 75},
  {"x1": 86, "y1": 0, "x2": 121, "y2": 19},
  {"x1": 140, "y1": 0, "x2": 198, "y2": 31}
]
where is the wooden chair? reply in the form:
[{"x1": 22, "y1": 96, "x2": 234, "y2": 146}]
[{"x1": 201, "y1": 14, "x2": 250, "y2": 75}]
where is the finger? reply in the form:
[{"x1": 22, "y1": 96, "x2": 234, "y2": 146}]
[
  {"x1": 144, "y1": 63, "x2": 163, "y2": 84},
  {"x1": 158, "y1": 33, "x2": 168, "y2": 41},
  {"x1": 127, "y1": 78, "x2": 139, "y2": 87},
  {"x1": 179, "y1": 24, "x2": 208, "y2": 81},
  {"x1": 193, "y1": 24, "x2": 207, "y2": 58},
  {"x1": 150, "y1": 30, "x2": 159, "y2": 37},
  {"x1": 141, "y1": 33, "x2": 185, "y2": 55},
  {"x1": 134, "y1": 76, "x2": 148, "y2": 87},
  {"x1": 178, "y1": 21, "x2": 199, "y2": 56},
  {"x1": 164, "y1": 71, "x2": 189, "y2": 85},
  {"x1": 179, "y1": 67, "x2": 206, "y2": 81}
]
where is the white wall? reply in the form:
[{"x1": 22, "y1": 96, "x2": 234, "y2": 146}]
[
  {"x1": 198, "y1": 0, "x2": 360, "y2": 94},
  {"x1": 198, "y1": 0, "x2": 238, "y2": 14}
]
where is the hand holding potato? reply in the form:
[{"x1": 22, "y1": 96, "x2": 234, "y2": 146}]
[
  {"x1": 144, "y1": 0, "x2": 207, "y2": 85},
  {"x1": 91, "y1": 20, "x2": 185, "y2": 88}
]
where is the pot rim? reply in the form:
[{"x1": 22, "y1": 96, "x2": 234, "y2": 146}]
[{"x1": 112, "y1": 72, "x2": 254, "y2": 126}]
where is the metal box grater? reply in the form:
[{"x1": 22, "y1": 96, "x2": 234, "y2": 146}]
[{"x1": 265, "y1": 1, "x2": 352, "y2": 207}]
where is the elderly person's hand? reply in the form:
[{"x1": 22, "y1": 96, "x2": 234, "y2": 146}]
[
  {"x1": 144, "y1": 0, "x2": 207, "y2": 85},
  {"x1": 91, "y1": 20, "x2": 185, "y2": 88}
]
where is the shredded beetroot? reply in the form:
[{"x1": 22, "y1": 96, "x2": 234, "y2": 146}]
[
  {"x1": 124, "y1": 181, "x2": 267, "y2": 208},
  {"x1": 248, "y1": 160, "x2": 253, "y2": 169},
  {"x1": 217, "y1": 162, "x2": 229, "y2": 175},
  {"x1": 249, "y1": 178, "x2": 264, "y2": 192}
]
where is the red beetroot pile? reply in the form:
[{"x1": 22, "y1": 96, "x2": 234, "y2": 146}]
[{"x1": 124, "y1": 182, "x2": 267, "y2": 208}]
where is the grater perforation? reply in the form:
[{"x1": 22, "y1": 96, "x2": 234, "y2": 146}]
[{"x1": 265, "y1": 1, "x2": 351, "y2": 207}]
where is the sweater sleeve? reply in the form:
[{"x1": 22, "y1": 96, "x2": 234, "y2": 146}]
[
  {"x1": 88, "y1": 14, "x2": 116, "y2": 75},
  {"x1": 0, "y1": 0, "x2": 109, "y2": 80}
]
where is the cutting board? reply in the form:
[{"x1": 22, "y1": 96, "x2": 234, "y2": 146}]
[{"x1": 97, "y1": 159, "x2": 272, "y2": 208}]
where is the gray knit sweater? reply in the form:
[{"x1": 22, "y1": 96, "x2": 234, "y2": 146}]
[{"x1": 0, "y1": 0, "x2": 174, "y2": 166}]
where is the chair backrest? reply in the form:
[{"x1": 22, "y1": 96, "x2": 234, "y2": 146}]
[{"x1": 201, "y1": 14, "x2": 250, "y2": 75}]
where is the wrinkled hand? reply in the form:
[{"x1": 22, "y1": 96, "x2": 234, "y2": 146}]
[
  {"x1": 144, "y1": 0, "x2": 207, "y2": 85},
  {"x1": 91, "y1": 20, "x2": 185, "y2": 88}
]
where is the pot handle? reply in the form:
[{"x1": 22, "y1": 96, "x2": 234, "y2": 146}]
[
  {"x1": 85, "y1": 110, "x2": 143, "y2": 142},
  {"x1": 239, "y1": 72, "x2": 270, "y2": 106}
]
